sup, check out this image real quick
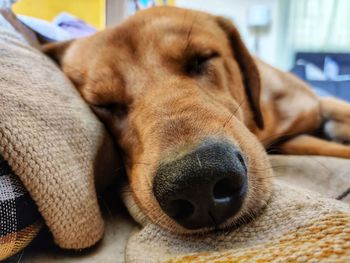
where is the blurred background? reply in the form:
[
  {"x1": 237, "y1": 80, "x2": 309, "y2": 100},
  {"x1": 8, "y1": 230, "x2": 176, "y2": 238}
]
[{"x1": 12, "y1": 0, "x2": 350, "y2": 101}]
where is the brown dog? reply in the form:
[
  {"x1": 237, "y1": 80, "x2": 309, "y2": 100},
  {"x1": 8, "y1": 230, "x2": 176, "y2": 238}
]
[{"x1": 43, "y1": 7, "x2": 350, "y2": 233}]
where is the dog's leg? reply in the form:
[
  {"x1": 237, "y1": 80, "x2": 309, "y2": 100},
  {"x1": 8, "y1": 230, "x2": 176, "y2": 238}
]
[
  {"x1": 279, "y1": 134, "x2": 350, "y2": 158},
  {"x1": 324, "y1": 120, "x2": 350, "y2": 144},
  {"x1": 320, "y1": 97, "x2": 350, "y2": 143},
  {"x1": 320, "y1": 97, "x2": 350, "y2": 121}
]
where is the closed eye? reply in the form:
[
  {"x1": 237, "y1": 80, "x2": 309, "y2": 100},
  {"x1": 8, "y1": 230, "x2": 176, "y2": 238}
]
[
  {"x1": 91, "y1": 102, "x2": 128, "y2": 119},
  {"x1": 185, "y1": 51, "x2": 220, "y2": 76}
]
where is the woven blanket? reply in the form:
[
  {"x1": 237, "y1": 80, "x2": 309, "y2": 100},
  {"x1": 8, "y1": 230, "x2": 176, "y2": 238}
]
[
  {"x1": 126, "y1": 156, "x2": 350, "y2": 262},
  {"x1": 0, "y1": 14, "x2": 119, "y2": 253}
]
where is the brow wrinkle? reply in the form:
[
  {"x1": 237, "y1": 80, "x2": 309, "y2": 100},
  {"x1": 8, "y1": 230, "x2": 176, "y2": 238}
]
[{"x1": 184, "y1": 12, "x2": 199, "y2": 53}]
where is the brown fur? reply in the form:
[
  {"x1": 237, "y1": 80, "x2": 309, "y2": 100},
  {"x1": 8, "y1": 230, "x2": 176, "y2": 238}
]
[{"x1": 42, "y1": 7, "x2": 350, "y2": 232}]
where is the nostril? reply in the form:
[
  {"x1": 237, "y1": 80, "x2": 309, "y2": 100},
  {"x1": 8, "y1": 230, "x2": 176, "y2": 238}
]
[
  {"x1": 213, "y1": 178, "x2": 235, "y2": 202},
  {"x1": 168, "y1": 199, "x2": 195, "y2": 220}
]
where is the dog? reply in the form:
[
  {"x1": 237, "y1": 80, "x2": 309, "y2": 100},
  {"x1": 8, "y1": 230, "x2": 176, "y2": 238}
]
[{"x1": 43, "y1": 7, "x2": 350, "y2": 233}]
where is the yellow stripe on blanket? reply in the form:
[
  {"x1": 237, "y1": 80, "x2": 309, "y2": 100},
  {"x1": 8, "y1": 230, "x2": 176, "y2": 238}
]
[
  {"x1": 171, "y1": 212, "x2": 350, "y2": 263},
  {"x1": 0, "y1": 221, "x2": 42, "y2": 260}
]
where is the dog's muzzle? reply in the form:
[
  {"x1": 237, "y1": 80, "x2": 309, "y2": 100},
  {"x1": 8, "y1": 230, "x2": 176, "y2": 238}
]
[{"x1": 153, "y1": 139, "x2": 247, "y2": 230}]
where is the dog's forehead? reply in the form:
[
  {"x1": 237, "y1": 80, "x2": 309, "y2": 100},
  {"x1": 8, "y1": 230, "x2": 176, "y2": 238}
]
[
  {"x1": 113, "y1": 8, "x2": 228, "y2": 55},
  {"x1": 77, "y1": 8, "x2": 233, "y2": 103},
  {"x1": 129, "y1": 7, "x2": 217, "y2": 32}
]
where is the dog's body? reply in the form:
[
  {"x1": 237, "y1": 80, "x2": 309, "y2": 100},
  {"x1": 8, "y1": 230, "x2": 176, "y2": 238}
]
[
  {"x1": 255, "y1": 59, "x2": 350, "y2": 157},
  {"x1": 43, "y1": 7, "x2": 350, "y2": 233}
]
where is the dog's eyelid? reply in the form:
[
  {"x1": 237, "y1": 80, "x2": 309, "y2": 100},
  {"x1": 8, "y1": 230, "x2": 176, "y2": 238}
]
[
  {"x1": 185, "y1": 51, "x2": 220, "y2": 76},
  {"x1": 202, "y1": 50, "x2": 220, "y2": 59},
  {"x1": 90, "y1": 102, "x2": 129, "y2": 118},
  {"x1": 91, "y1": 102, "x2": 115, "y2": 111},
  {"x1": 192, "y1": 50, "x2": 220, "y2": 62}
]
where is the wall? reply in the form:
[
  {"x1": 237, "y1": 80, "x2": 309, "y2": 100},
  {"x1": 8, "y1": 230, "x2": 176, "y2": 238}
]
[
  {"x1": 176, "y1": 0, "x2": 282, "y2": 69},
  {"x1": 106, "y1": 0, "x2": 128, "y2": 26},
  {"x1": 13, "y1": 0, "x2": 106, "y2": 29}
]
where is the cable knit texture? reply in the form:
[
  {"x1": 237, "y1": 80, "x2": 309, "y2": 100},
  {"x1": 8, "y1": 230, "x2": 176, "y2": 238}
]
[
  {"x1": 126, "y1": 157, "x2": 350, "y2": 262},
  {"x1": 0, "y1": 28, "x2": 112, "y2": 249}
]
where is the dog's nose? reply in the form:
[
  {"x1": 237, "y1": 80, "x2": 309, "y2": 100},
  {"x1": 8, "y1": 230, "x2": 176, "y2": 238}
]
[{"x1": 153, "y1": 140, "x2": 247, "y2": 230}]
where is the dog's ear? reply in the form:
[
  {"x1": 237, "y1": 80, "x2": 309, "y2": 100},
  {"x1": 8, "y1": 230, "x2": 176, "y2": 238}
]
[
  {"x1": 216, "y1": 17, "x2": 264, "y2": 129},
  {"x1": 41, "y1": 40, "x2": 73, "y2": 66}
]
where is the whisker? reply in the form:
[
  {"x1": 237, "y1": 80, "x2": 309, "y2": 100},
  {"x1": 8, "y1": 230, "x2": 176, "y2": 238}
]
[
  {"x1": 17, "y1": 249, "x2": 24, "y2": 263},
  {"x1": 121, "y1": 190, "x2": 149, "y2": 195},
  {"x1": 223, "y1": 100, "x2": 245, "y2": 129},
  {"x1": 213, "y1": 99, "x2": 246, "y2": 137},
  {"x1": 133, "y1": 162, "x2": 152, "y2": 166},
  {"x1": 208, "y1": 211, "x2": 219, "y2": 231},
  {"x1": 250, "y1": 163, "x2": 311, "y2": 172}
]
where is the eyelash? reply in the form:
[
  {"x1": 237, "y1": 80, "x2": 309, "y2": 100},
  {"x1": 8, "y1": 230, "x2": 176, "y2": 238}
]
[{"x1": 185, "y1": 52, "x2": 219, "y2": 76}]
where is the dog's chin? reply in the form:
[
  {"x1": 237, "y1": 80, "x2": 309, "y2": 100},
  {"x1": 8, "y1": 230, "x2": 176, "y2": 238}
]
[{"x1": 120, "y1": 178, "x2": 272, "y2": 233}]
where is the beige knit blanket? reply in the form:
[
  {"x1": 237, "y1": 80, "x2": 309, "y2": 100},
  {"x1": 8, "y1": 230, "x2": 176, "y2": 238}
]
[
  {"x1": 126, "y1": 156, "x2": 350, "y2": 262},
  {"x1": 0, "y1": 27, "x2": 119, "y2": 249}
]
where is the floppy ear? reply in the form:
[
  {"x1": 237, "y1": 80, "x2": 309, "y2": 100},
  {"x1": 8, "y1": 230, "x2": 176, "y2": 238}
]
[
  {"x1": 216, "y1": 17, "x2": 264, "y2": 129},
  {"x1": 41, "y1": 41, "x2": 73, "y2": 66}
]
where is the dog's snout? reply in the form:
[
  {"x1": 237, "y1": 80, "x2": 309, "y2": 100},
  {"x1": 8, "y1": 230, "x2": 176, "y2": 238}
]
[{"x1": 153, "y1": 141, "x2": 247, "y2": 230}]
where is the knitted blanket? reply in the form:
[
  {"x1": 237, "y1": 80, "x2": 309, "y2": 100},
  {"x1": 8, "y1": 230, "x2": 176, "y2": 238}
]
[
  {"x1": 126, "y1": 156, "x2": 350, "y2": 262},
  {"x1": 0, "y1": 14, "x2": 119, "y2": 253}
]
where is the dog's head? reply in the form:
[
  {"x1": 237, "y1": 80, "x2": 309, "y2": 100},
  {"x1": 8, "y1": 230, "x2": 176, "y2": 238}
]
[{"x1": 43, "y1": 7, "x2": 272, "y2": 232}]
